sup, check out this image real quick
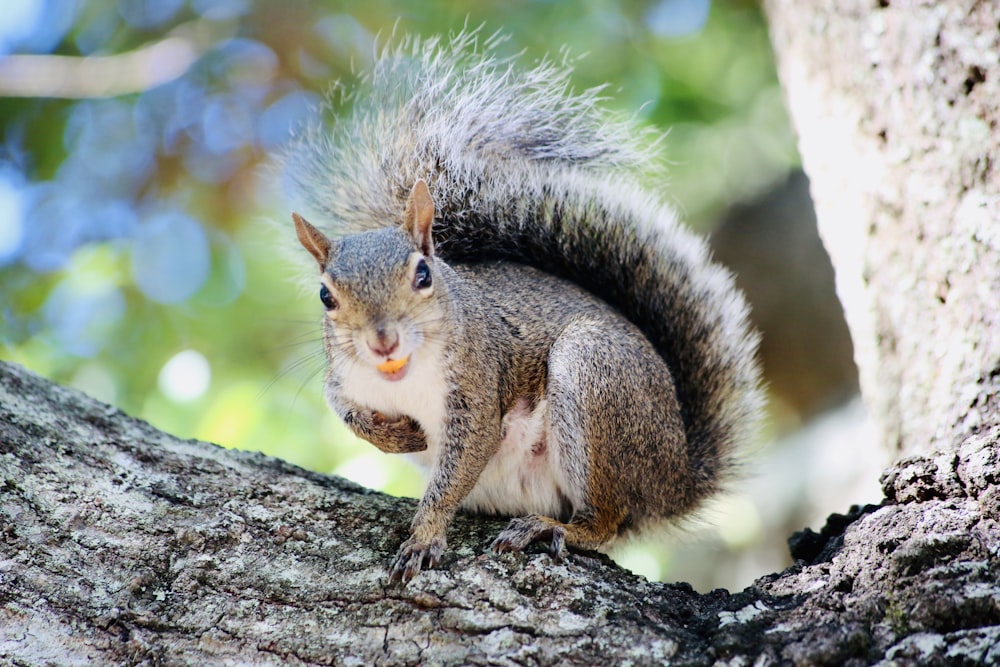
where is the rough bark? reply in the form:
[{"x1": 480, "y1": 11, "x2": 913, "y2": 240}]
[
  {"x1": 763, "y1": 0, "x2": 1000, "y2": 457},
  {"x1": 2, "y1": 360, "x2": 999, "y2": 666}
]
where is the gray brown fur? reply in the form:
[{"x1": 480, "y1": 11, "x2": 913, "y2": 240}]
[{"x1": 284, "y1": 33, "x2": 764, "y2": 582}]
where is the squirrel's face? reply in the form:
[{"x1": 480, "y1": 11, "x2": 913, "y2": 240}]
[
  {"x1": 317, "y1": 228, "x2": 444, "y2": 382},
  {"x1": 294, "y1": 180, "x2": 442, "y2": 382}
]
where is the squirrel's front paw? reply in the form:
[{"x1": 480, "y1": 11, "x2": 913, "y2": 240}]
[
  {"x1": 491, "y1": 515, "x2": 566, "y2": 561},
  {"x1": 389, "y1": 535, "x2": 446, "y2": 583},
  {"x1": 365, "y1": 412, "x2": 427, "y2": 454}
]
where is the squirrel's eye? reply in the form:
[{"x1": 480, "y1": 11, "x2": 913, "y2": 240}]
[
  {"x1": 319, "y1": 284, "x2": 338, "y2": 310},
  {"x1": 413, "y1": 258, "x2": 432, "y2": 291}
]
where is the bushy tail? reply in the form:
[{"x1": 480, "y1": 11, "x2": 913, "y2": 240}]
[{"x1": 284, "y1": 31, "x2": 764, "y2": 488}]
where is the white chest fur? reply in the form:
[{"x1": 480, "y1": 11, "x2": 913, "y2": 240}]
[
  {"x1": 338, "y1": 340, "x2": 447, "y2": 467},
  {"x1": 338, "y1": 351, "x2": 579, "y2": 520}
]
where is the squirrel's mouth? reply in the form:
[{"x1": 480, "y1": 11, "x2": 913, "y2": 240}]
[{"x1": 375, "y1": 355, "x2": 410, "y2": 381}]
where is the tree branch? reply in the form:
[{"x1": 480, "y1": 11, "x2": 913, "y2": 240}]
[{"x1": 1, "y1": 361, "x2": 998, "y2": 665}]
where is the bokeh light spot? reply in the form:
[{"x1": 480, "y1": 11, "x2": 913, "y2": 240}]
[
  {"x1": 202, "y1": 94, "x2": 255, "y2": 155},
  {"x1": 0, "y1": 0, "x2": 43, "y2": 54},
  {"x1": 8, "y1": 0, "x2": 79, "y2": 56},
  {"x1": 335, "y1": 454, "x2": 390, "y2": 491},
  {"x1": 158, "y1": 349, "x2": 211, "y2": 402},
  {"x1": 131, "y1": 211, "x2": 210, "y2": 304},
  {"x1": 195, "y1": 381, "x2": 261, "y2": 446},
  {"x1": 193, "y1": 0, "x2": 250, "y2": 21},
  {"x1": 645, "y1": 0, "x2": 711, "y2": 38},
  {"x1": 117, "y1": 0, "x2": 184, "y2": 29},
  {"x1": 257, "y1": 90, "x2": 322, "y2": 150},
  {"x1": 63, "y1": 99, "x2": 155, "y2": 189},
  {"x1": 42, "y1": 280, "x2": 126, "y2": 358},
  {"x1": 715, "y1": 494, "x2": 763, "y2": 548},
  {"x1": 615, "y1": 544, "x2": 665, "y2": 581}
]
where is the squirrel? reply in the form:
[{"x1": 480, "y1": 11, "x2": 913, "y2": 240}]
[{"x1": 284, "y1": 32, "x2": 764, "y2": 583}]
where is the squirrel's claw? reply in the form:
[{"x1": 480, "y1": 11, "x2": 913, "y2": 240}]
[
  {"x1": 491, "y1": 515, "x2": 566, "y2": 561},
  {"x1": 389, "y1": 536, "x2": 445, "y2": 584}
]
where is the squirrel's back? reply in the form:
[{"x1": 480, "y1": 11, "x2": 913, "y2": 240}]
[{"x1": 284, "y1": 31, "x2": 764, "y2": 500}]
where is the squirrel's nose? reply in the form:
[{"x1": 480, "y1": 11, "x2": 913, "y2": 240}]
[{"x1": 369, "y1": 325, "x2": 399, "y2": 357}]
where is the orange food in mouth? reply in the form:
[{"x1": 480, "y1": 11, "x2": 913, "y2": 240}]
[{"x1": 376, "y1": 355, "x2": 410, "y2": 374}]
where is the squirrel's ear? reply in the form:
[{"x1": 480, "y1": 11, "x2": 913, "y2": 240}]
[
  {"x1": 293, "y1": 213, "x2": 331, "y2": 268},
  {"x1": 403, "y1": 179, "x2": 435, "y2": 257}
]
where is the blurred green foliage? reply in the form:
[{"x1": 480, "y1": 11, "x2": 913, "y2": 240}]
[{"x1": 0, "y1": 0, "x2": 797, "y2": 585}]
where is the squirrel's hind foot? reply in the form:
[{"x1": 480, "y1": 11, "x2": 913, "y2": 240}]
[
  {"x1": 491, "y1": 515, "x2": 567, "y2": 561},
  {"x1": 492, "y1": 511, "x2": 625, "y2": 561}
]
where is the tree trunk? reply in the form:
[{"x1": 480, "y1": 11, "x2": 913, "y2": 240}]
[
  {"x1": 2, "y1": 2, "x2": 999, "y2": 665},
  {"x1": 763, "y1": 0, "x2": 1000, "y2": 458}
]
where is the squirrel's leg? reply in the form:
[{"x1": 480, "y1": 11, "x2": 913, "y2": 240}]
[
  {"x1": 493, "y1": 315, "x2": 686, "y2": 559},
  {"x1": 390, "y1": 391, "x2": 502, "y2": 583}
]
